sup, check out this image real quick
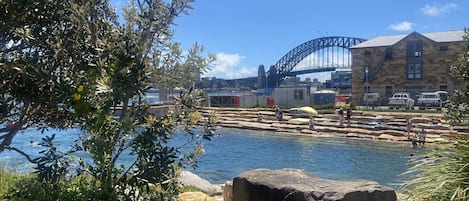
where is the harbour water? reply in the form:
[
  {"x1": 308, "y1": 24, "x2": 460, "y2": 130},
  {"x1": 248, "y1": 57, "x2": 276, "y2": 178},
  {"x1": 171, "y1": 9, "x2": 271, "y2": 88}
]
[
  {"x1": 0, "y1": 127, "x2": 427, "y2": 188},
  {"x1": 194, "y1": 129, "x2": 426, "y2": 188}
]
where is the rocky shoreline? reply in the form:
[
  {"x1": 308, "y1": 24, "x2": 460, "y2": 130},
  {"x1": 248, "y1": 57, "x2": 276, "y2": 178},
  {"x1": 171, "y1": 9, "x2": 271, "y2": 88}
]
[
  {"x1": 201, "y1": 107, "x2": 469, "y2": 144},
  {"x1": 178, "y1": 107, "x2": 469, "y2": 201}
]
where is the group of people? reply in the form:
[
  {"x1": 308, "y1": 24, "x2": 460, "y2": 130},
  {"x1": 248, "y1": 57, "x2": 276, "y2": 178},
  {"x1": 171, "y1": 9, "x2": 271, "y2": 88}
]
[
  {"x1": 337, "y1": 108, "x2": 352, "y2": 127},
  {"x1": 406, "y1": 118, "x2": 427, "y2": 146}
]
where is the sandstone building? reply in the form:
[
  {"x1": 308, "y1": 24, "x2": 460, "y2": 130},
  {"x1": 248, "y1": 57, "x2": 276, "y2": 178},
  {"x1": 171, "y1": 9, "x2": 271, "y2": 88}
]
[{"x1": 350, "y1": 30, "x2": 468, "y2": 105}]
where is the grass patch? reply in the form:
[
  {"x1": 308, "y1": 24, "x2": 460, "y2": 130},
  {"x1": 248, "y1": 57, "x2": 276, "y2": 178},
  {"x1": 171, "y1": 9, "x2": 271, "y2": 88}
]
[
  {"x1": 179, "y1": 185, "x2": 202, "y2": 193},
  {"x1": 0, "y1": 169, "x2": 16, "y2": 198}
]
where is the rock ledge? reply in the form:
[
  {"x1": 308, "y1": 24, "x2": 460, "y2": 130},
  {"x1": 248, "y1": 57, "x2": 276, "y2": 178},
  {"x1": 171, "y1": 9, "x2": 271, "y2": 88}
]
[{"x1": 232, "y1": 168, "x2": 396, "y2": 201}]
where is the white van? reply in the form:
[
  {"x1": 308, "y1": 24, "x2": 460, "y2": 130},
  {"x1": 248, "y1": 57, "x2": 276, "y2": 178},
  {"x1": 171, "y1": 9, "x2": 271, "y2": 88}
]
[
  {"x1": 435, "y1": 91, "x2": 449, "y2": 106},
  {"x1": 417, "y1": 92, "x2": 442, "y2": 108},
  {"x1": 388, "y1": 93, "x2": 414, "y2": 109}
]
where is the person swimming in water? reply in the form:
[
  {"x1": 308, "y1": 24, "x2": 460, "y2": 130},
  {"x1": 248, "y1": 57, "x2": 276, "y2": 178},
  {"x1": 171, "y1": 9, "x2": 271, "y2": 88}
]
[{"x1": 409, "y1": 153, "x2": 416, "y2": 162}]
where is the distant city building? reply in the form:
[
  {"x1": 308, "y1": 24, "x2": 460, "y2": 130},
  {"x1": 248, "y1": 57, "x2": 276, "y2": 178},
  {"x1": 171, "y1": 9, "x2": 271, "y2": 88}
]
[
  {"x1": 281, "y1": 77, "x2": 301, "y2": 86},
  {"x1": 330, "y1": 68, "x2": 352, "y2": 93},
  {"x1": 350, "y1": 30, "x2": 468, "y2": 105},
  {"x1": 311, "y1": 78, "x2": 324, "y2": 91}
]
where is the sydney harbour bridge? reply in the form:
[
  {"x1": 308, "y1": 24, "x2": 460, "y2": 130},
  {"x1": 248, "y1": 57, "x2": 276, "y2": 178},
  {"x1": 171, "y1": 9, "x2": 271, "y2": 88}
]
[{"x1": 225, "y1": 36, "x2": 366, "y2": 88}]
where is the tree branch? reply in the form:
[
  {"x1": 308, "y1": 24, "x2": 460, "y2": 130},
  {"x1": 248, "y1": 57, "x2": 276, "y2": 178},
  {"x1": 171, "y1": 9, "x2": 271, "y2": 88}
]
[
  {"x1": 4, "y1": 146, "x2": 35, "y2": 163},
  {"x1": 0, "y1": 123, "x2": 21, "y2": 153}
]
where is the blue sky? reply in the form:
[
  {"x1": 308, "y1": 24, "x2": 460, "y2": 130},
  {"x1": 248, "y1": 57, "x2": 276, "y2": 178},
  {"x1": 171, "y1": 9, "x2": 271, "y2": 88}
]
[{"x1": 112, "y1": 1, "x2": 469, "y2": 80}]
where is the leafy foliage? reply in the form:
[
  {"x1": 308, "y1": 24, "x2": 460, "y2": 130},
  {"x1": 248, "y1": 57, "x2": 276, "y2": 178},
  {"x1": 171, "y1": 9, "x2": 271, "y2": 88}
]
[
  {"x1": 0, "y1": 0, "x2": 117, "y2": 151},
  {"x1": 445, "y1": 28, "x2": 469, "y2": 125},
  {"x1": 4, "y1": 134, "x2": 88, "y2": 200},
  {"x1": 6, "y1": 174, "x2": 95, "y2": 201},
  {"x1": 1, "y1": 0, "x2": 215, "y2": 200},
  {"x1": 0, "y1": 166, "x2": 32, "y2": 198}
]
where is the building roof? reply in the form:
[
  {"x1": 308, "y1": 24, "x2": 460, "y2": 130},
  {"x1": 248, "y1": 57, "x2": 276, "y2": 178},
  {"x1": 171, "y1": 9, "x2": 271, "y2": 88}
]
[{"x1": 350, "y1": 30, "x2": 466, "y2": 49}]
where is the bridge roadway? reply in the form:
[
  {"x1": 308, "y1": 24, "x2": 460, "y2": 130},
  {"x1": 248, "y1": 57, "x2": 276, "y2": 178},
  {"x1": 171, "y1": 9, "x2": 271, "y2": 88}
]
[
  {"x1": 225, "y1": 66, "x2": 339, "y2": 87},
  {"x1": 280, "y1": 67, "x2": 336, "y2": 77}
]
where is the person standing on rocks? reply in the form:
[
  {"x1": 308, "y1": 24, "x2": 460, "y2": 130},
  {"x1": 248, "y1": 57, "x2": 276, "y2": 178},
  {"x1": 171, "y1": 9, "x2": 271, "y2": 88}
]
[
  {"x1": 418, "y1": 128, "x2": 426, "y2": 145},
  {"x1": 338, "y1": 108, "x2": 344, "y2": 127},
  {"x1": 406, "y1": 118, "x2": 412, "y2": 139},
  {"x1": 309, "y1": 117, "x2": 315, "y2": 130},
  {"x1": 346, "y1": 109, "x2": 352, "y2": 127},
  {"x1": 276, "y1": 111, "x2": 284, "y2": 121},
  {"x1": 274, "y1": 105, "x2": 280, "y2": 118}
]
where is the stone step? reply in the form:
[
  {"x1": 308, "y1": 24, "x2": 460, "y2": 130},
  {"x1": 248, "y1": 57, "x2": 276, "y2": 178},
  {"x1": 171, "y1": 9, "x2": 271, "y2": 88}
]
[{"x1": 201, "y1": 108, "x2": 463, "y2": 140}]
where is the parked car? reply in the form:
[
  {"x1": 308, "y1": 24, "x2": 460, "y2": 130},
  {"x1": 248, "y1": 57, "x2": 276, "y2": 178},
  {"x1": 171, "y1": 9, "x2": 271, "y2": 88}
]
[
  {"x1": 388, "y1": 92, "x2": 414, "y2": 109},
  {"x1": 417, "y1": 92, "x2": 442, "y2": 108},
  {"x1": 435, "y1": 91, "x2": 449, "y2": 106}
]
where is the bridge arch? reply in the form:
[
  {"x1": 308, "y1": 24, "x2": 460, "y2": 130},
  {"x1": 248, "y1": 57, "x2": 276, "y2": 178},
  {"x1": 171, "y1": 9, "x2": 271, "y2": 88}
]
[{"x1": 269, "y1": 36, "x2": 366, "y2": 86}]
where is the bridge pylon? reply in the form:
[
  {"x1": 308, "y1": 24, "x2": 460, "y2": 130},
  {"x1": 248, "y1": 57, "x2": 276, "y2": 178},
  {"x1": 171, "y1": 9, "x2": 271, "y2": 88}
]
[
  {"x1": 267, "y1": 65, "x2": 278, "y2": 88},
  {"x1": 257, "y1": 65, "x2": 266, "y2": 89}
]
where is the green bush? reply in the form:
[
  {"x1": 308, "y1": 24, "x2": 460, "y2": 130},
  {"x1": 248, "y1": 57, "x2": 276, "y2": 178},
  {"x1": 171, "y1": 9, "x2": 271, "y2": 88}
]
[
  {"x1": 5, "y1": 175, "x2": 95, "y2": 201},
  {"x1": 0, "y1": 168, "x2": 24, "y2": 198},
  {"x1": 349, "y1": 102, "x2": 357, "y2": 110},
  {"x1": 313, "y1": 104, "x2": 337, "y2": 110}
]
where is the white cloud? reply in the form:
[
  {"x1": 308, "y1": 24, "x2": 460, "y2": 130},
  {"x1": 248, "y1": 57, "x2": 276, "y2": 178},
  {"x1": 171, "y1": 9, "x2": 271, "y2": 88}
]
[
  {"x1": 421, "y1": 3, "x2": 458, "y2": 17},
  {"x1": 203, "y1": 52, "x2": 257, "y2": 79},
  {"x1": 388, "y1": 21, "x2": 414, "y2": 31}
]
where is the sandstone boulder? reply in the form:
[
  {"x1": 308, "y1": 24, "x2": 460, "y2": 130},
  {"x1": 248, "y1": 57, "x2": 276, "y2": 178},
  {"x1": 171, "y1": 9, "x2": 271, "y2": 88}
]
[
  {"x1": 300, "y1": 129, "x2": 320, "y2": 135},
  {"x1": 377, "y1": 130, "x2": 405, "y2": 136},
  {"x1": 346, "y1": 133, "x2": 377, "y2": 139},
  {"x1": 287, "y1": 118, "x2": 310, "y2": 125},
  {"x1": 411, "y1": 117, "x2": 432, "y2": 124},
  {"x1": 233, "y1": 168, "x2": 396, "y2": 201},
  {"x1": 238, "y1": 122, "x2": 278, "y2": 131},
  {"x1": 272, "y1": 122, "x2": 302, "y2": 129},
  {"x1": 178, "y1": 171, "x2": 216, "y2": 194},
  {"x1": 378, "y1": 134, "x2": 407, "y2": 141},
  {"x1": 425, "y1": 137, "x2": 448, "y2": 143},
  {"x1": 178, "y1": 192, "x2": 218, "y2": 201},
  {"x1": 224, "y1": 181, "x2": 233, "y2": 201}
]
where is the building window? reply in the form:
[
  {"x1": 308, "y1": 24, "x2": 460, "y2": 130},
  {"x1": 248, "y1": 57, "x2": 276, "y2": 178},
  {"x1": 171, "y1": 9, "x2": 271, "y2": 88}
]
[
  {"x1": 407, "y1": 40, "x2": 423, "y2": 80},
  {"x1": 385, "y1": 47, "x2": 393, "y2": 59},
  {"x1": 440, "y1": 85, "x2": 447, "y2": 91},
  {"x1": 364, "y1": 50, "x2": 371, "y2": 57},
  {"x1": 407, "y1": 63, "x2": 422, "y2": 79},
  {"x1": 294, "y1": 89, "x2": 304, "y2": 100},
  {"x1": 385, "y1": 86, "x2": 392, "y2": 98},
  {"x1": 407, "y1": 40, "x2": 423, "y2": 57},
  {"x1": 440, "y1": 46, "x2": 448, "y2": 51}
]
